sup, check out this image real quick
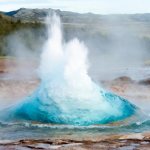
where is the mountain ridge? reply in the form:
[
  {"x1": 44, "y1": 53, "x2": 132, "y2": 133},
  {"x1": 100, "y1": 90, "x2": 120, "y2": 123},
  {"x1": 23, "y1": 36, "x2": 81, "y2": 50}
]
[
  {"x1": 0, "y1": 8, "x2": 150, "y2": 57},
  {"x1": 1, "y1": 8, "x2": 150, "y2": 23}
]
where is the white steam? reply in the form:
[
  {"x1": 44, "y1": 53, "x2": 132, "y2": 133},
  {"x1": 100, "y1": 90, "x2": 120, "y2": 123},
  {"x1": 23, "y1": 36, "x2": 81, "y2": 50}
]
[{"x1": 39, "y1": 14, "x2": 102, "y2": 102}]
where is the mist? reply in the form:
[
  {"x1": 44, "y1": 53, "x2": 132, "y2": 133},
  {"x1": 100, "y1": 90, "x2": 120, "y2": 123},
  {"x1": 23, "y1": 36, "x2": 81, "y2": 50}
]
[
  {"x1": 0, "y1": 13, "x2": 139, "y2": 126},
  {"x1": 2, "y1": 13, "x2": 150, "y2": 83},
  {"x1": 89, "y1": 19, "x2": 149, "y2": 81},
  {"x1": 67, "y1": 15, "x2": 150, "y2": 81}
]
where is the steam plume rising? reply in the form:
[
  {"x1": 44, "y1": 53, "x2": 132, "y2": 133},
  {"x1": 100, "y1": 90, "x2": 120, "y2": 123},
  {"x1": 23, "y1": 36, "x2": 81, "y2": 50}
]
[
  {"x1": 39, "y1": 14, "x2": 101, "y2": 102},
  {"x1": 0, "y1": 14, "x2": 138, "y2": 125}
]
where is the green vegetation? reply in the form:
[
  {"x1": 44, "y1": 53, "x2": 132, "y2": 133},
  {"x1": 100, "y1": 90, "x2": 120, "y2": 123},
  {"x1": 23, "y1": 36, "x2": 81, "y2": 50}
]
[
  {"x1": 0, "y1": 10, "x2": 150, "y2": 57},
  {"x1": 0, "y1": 13, "x2": 44, "y2": 56},
  {"x1": 0, "y1": 13, "x2": 43, "y2": 36}
]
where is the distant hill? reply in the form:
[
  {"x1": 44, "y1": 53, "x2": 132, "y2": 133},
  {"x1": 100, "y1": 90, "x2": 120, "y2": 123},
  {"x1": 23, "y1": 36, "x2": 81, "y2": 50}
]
[
  {"x1": 4, "y1": 9, "x2": 20, "y2": 16},
  {"x1": 3, "y1": 8, "x2": 150, "y2": 23},
  {"x1": 3, "y1": 8, "x2": 81, "y2": 23},
  {"x1": 0, "y1": 11, "x2": 43, "y2": 55},
  {"x1": 0, "y1": 8, "x2": 150, "y2": 58},
  {"x1": 4, "y1": 8, "x2": 51, "y2": 22}
]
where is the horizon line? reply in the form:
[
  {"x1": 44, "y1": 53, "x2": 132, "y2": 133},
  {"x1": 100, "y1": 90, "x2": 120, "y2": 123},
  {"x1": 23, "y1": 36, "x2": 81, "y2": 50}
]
[{"x1": 2, "y1": 7, "x2": 150, "y2": 16}]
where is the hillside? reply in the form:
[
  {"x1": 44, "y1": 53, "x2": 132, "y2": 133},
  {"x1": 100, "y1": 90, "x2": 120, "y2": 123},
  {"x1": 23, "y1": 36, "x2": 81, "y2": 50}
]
[
  {"x1": 0, "y1": 12, "x2": 44, "y2": 55},
  {"x1": 0, "y1": 8, "x2": 150, "y2": 59},
  {"x1": 4, "y1": 8, "x2": 150, "y2": 23}
]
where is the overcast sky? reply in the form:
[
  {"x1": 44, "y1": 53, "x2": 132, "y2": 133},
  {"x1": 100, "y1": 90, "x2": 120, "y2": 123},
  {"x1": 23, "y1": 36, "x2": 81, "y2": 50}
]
[{"x1": 0, "y1": 0, "x2": 150, "y2": 14}]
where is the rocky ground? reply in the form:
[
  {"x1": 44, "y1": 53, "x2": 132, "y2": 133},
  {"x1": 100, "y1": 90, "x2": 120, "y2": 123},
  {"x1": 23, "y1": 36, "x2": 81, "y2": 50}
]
[
  {"x1": 0, "y1": 58, "x2": 150, "y2": 149},
  {"x1": 102, "y1": 76, "x2": 150, "y2": 114},
  {"x1": 0, "y1": 58, "x2": 39, "y2": 108},
  {"x1": 0, "y1": 133, "x2": 150, "y2": 149}
]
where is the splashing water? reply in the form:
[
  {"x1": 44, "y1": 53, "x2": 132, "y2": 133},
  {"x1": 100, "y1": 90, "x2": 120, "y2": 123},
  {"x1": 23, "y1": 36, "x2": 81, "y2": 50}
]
[{"x1": 0, "y1": 14, "x2": 139, "y2": 126}]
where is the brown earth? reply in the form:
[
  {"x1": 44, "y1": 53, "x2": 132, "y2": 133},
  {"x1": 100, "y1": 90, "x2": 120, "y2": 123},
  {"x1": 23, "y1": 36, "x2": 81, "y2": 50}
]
[
  {"x1": 0, "y1": 133, "x2": 150, "y2": 149},
  {"x1": 0, "y1": 58, "x2": 39, "y2": 108}
]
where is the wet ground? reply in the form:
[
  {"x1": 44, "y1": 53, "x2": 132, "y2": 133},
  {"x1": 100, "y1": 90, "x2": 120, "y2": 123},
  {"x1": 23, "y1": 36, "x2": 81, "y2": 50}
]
[
  {"x1": 0, "y1": 132, "x2": 150, "y2": 149},
  {"x1": 0, "y1": 58, "x2": 150, "y2": 149}
]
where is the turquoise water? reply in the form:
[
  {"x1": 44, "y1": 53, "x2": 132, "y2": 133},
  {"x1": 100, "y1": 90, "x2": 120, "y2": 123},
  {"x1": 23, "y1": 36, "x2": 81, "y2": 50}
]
[
  {"x1": 0, "y1": 86, "x2": 137, "y2": 125},
  {"x1": 0, "y1": 118, "x2": 150, "y2": 140},
  {"x1": 0, "y1": 83, "x2": 148, "y2": 141},
  {"x1": 1, "y1": 82, "x2": 147, "y2": 141},
  {"x1": 0, "y1": 14, "x2": 149, "y2": 140}
]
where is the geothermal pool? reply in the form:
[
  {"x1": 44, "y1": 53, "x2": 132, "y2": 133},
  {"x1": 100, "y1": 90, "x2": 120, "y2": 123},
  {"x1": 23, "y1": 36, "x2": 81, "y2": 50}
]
[{"x1": 0, "y1": 14, "x2": 150, "y2": 141}]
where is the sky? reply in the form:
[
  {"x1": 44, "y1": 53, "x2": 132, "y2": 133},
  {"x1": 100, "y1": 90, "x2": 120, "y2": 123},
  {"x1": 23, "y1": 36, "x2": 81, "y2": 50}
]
[{"x1": 0, "y1": 0, "x2": 150, "y2": 14}]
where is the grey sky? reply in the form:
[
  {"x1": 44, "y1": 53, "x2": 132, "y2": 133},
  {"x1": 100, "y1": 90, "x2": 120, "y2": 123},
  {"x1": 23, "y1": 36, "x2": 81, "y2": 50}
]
[{"x1": 0, "y1": 0, "x2": 150, "y2": 14}]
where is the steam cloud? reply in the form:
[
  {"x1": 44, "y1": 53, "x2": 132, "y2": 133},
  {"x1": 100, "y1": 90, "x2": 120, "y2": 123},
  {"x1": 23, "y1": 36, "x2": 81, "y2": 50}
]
[
  {"x1": 39, "y1": 14, "x2": 101, "y2": 101},
  {"x1": 0, "y1": 14, "x2": 138, "y2": 125}
]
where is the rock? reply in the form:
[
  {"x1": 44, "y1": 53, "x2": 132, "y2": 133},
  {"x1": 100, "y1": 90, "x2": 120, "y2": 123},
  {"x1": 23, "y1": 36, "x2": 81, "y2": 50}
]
[
  {"x1": 139, "y1": 78, "x2": 150, "y2": 85},
  {"x1": 12, "y1": 8, "x2": 52, "y2": 22},
  {"x1": 119, "y1": 133, "x2": 144, "y2": 140},
  {"x1": 1, "y1": 138, "x2": 150, "y2": 150},
  {"x1": 0, "y1": 140, "x2": 16, "y2": 144},
  {"x1": 112, "y1": 76, "x2": 134, "y2": 84},
  {"x1": 26, "y1": 143, "x2": 51, "y2": 149}
]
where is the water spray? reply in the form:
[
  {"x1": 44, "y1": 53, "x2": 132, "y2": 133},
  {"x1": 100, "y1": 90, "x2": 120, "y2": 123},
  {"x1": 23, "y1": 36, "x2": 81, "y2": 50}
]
[{"x1": 0, "y1": 14, "x2": 138, "y2": 126}]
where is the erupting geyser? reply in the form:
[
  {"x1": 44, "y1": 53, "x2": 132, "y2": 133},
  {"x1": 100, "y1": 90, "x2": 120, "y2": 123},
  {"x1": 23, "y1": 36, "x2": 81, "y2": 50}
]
[{"x1": 0, "y1": 14, "x2": 138, "y2": 125}]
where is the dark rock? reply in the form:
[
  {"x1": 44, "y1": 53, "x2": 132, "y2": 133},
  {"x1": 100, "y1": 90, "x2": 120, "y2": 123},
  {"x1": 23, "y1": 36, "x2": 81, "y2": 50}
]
[
  {"x1": 139, "y1": 78, "x2": 150, "y2": 85},
  {"x1": 113, "y1": 76, "x2": 134, "y2": 83}
]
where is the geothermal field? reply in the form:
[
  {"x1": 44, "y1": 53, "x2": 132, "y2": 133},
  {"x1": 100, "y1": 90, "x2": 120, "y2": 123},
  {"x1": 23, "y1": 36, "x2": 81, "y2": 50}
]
[{"x1": 0, "y1": 8, "x2": 150, "y2": 149}]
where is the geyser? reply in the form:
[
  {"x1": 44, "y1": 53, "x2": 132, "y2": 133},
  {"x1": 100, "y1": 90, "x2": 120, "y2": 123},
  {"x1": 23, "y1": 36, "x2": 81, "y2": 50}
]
[{"x1": 0, "y1": 14, "x2": 138, "y2": 125}]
